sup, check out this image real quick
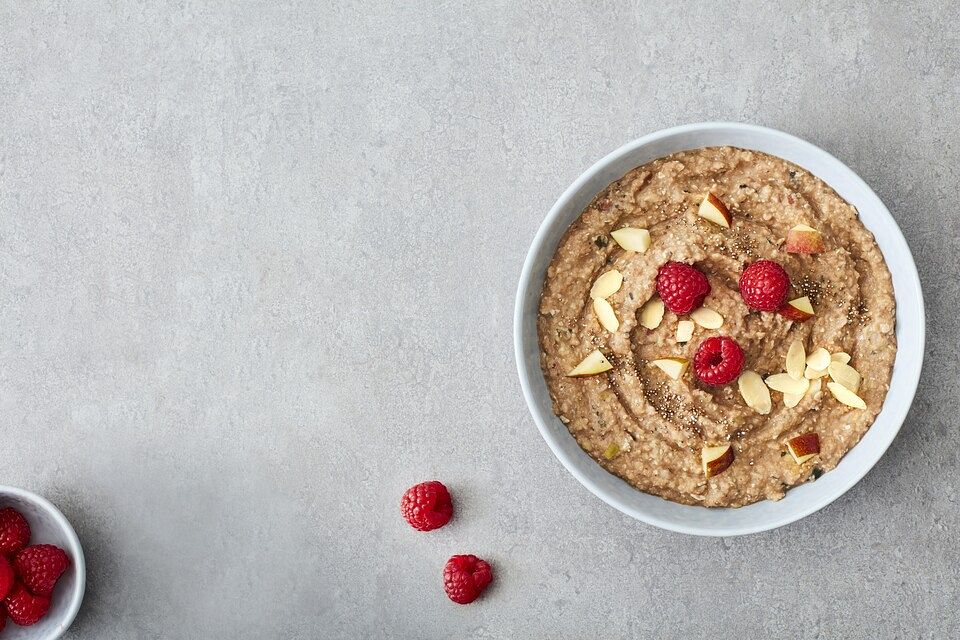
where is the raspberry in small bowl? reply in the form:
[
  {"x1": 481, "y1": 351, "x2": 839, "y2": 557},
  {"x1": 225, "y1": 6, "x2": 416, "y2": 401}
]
[{"x1": 0, "y1": 486, "x2": 85, "y2": 639}]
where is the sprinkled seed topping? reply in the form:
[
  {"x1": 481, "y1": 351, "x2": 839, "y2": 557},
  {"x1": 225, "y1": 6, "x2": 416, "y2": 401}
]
[
  {"x1": 796, "y1": 274, "x2": 826, "y2": 305},
  {"x1": 643, "y1": 380, "x2": 682, "y2": 419},
  {"x1": 847, "y1": 300, "x2": 869, "y2": 323},
  {"x1": 711, "y1": 229, "x2": 758, "y2": 260}
]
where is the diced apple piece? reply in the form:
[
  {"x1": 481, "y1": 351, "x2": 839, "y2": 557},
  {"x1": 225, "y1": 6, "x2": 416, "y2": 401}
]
[
  {"x1": 738, "y1": 370, "x2": 772, "y2": 415},
  {"x1": 567, "y1": 350, "x2": 613, "y2": 377},
  {"x1": 784, "y1": 224, "x2": 825, "y2": 254},
  {"x1": 786, "y1": 340, "x2": 806, "y2": 380},
  {"x1": 590, "y1": 269, "x2": 623, "y2": 300},
  {"x1": 702, "y1": 444, "x2": 734, "y2": 478},
  {"x1": 765, "y1": 373, "x2": 810, "y2": 396},
  {"x1": 787, "y1": 433, "x2": 821, "y2": 464},
  {"x1": 603, "y1": 442, "x2": 621, "y2": 460},
  {"x1": 610, "y1": 227, "x2": 651, "y2": 253},
  {"x1": 592, "y1": 298, "x2": 619, "y2": 332},
  {"x1": 697, "y1": 193, "x2": 732, "y2": 228},
  {"x1": 690, "y1": 307, "x2": 723, "y2": 329},
  {"x1": 676, "y1": 320, "x2": 695, "y2": 343},
  {"x1": 639, "y1": 297, "x2": 665, "y2": 330},
  {"x1": 828, "y1": 361, "x2": 861, "y2": 393},
  {"x1": 805, "y1": 347, "x2": 831, "y2": 371},
  {"x1": 831, "y1": 351, "x2": 851, "y2": 365},
  {"x1": 648, "y1": 357, "x2": 689, "y2": 380},
  {"x1": 804, "y1": 365, "x2": 828, "y2": 379},
  {"x1": 778, "y1": 296, "x2": 815, "y2": 322},
  {"x1": 827, "y1": 382, "x2": 866, "y2": 409}
]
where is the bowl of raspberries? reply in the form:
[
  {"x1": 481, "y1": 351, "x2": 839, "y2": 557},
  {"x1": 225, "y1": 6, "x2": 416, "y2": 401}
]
[{"x1": 0, "y1": 486, "x2": 84, "y2": 638}]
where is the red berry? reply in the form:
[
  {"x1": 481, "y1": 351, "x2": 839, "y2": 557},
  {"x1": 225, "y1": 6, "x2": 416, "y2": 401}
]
[
  {"x1": 443, "y1": 554, "x2": 493, "y2": 604},
  {"x1": 0, "y1": 509, "x2": 30, "y2": 557},
  {"x1": 0, "y1": 556, "x2": 13, "y2": 601},
  {"x1": 0, "y1": 604, "x2": 5, "y2": 632},
  {"x1": 739, "y1": 260, "x2": 790, "y2": 312},
  {"x1": 694, "y1": 336, "x2": 745, "y2": 385},
  {"x1": 14, "y1": 545, "x2": 69, "y2": 597},
  {"x1": 4, "y1": 582, "x2": 50, "y2": 626},
  {"x1": 400, "y1": 481, "x2": 453, "y2": 532},
  {"x1": 656, "y1": 262, "x2": 711, "y2": 314}
]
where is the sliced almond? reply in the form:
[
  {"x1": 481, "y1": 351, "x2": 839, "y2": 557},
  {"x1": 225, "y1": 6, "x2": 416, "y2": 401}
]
[
  {"x1": 567, "y1": 350, "x2": 613, "y2": 377},
  {"x1": 676, "y1": 320, "x2": 695, "y2": 343},
  {"x1": 806, "y1": 377, "x2": 822, "y2": 398},
  {"x1": 828, "y1": 361, "x2": 861, "y2": 393},
  {"x1": 827, "y1": 382, "x2": 866, "y2": 409},
  {"x1": 783, "y1": 391, "x2": 804, "y2": 408},
  {"x1": 786, "y1": 340, "x2": 806, "y2": 380},
  {"x1": 765, "y1": 373, "x2": 810, "y2": 396},
  {"x1": 592, "y1": 298, "x2": 619, "y2": 332},
  {"x1": 690, "y1": 307, "x2": 723, "y2": 329},
  {"x1": 610, "y1": 228, "x2": 651, "y2": 253},
  {"x1": 639, "y1": 297, "x2": 665, "y2": 330},
  {"x1": 804, "y1": 365, "x2": 828, "y2": 379},
  {"x1": 738, "y1": 370, "x2": 772, "y2": 415},
  {"x1": 648, "y1": 357, "x2": 689, "y2": 380},
  {"x1": 805, "y1": 347, "x2": 831, "y2": 371},
  {"x1": 590, "y1": 269, "x2": 623, "y2": 300},
  {"x1": 831, "y1": 351, "x2": 851, "y2": 365}
]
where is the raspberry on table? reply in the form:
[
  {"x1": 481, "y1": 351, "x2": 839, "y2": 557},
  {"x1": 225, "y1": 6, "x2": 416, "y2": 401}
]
[
  {"x1": 694, "y1": 336, "x2": 745, "y2": 385},
  {"x1": 400, "y1": 481, "x2": 453, "y2": 532},
  {"x1": 0, "y1": 508, "x2": 31, "y2": 557},
  {"x1": 443, "y1": 554, "x2": 493, "y2": 604},
  {"x1": 14, "y1": 545, "x2": 70, "y2": 597},
  {"x1": 4, "y1": 582, "x2": 50, "y2": 626},
  {"x1": 738, "y1": 260, "x2": 790, "y2": 312},
  {"x1": 656, "y1": 262, "x2": 711, "y2": 314}
]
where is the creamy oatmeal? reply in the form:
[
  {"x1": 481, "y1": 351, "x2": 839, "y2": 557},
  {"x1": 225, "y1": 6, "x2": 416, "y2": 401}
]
[{"x1": 538, "y1": 146, "x2": 896, "y2": 507}]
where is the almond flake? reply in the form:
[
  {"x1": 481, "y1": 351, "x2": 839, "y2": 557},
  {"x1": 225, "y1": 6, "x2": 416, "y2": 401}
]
[
  {"x1": 592, "y1": 298, "x2": 619, "y2": 332},
  {"x1": 639, "y1": 297, "x2": 665, "y2": 330},
  {"x1": 786, "y1": 340, "x2": 806, "y2": 380},
  {"x1": 590, "y1": 269, "x2": 623, "y2": 299},
  {"x1": 690, "y1": 307, "x2": 723, "y2": 329}
]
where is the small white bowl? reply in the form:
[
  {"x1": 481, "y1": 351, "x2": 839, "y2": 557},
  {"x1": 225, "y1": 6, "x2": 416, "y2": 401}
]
[
  {"x1": 514, "y1": 122, "x2": 925, "y2": 536},
  {"x1": 0, "y1": 487, "x2": 85, "y2": 638}
]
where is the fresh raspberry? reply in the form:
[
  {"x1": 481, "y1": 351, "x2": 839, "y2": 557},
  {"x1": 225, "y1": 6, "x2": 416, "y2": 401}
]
[
  {"x1": 4, "y1": 582, "x2": 50, "y2": 626},
  {"x1": 14, "y1": 545, "x2": 69, "y2": 597},
  {"x1": 0, "y1": 556, "x2": 13, "y2": 601},
  {"x1": 738, "y1": 260, "x2": 790, "y2": 312},
  {"x1": 0, "y1": 508, "x2": 31, "y2": 557},
  {"x1": 443, "y1": 554, "x2": 493, "y2": 604},
  {"x1": 656, "y1": 262, "x2": 711, "y2": 314},
  {"x1": 694, "y1": 336, "x2": 745, "y2": 385},
  {"x1": 400, "y1": 481, "x2": 453, "y2": 532}
]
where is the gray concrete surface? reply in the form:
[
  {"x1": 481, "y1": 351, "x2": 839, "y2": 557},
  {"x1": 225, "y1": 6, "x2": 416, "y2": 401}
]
[{"x1": 0, "y1": 1, "x2": 956, "y2": 638}]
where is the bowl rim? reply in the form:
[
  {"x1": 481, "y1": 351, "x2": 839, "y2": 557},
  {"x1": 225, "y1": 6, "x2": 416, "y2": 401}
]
[
  {"x1": 514, "y1": 121, "x2": 925, "y2": 536},
  {"x1": 0, "y1": 485, "x2": 86, "y2": 636}
]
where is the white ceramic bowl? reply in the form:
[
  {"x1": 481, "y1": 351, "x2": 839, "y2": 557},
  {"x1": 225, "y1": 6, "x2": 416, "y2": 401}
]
[
  {"x1": 0, "y1": 487, "x2": 85, "y2": 638},
  {"x1": 514, "y1": 122, "x2": 925, "y2": 536}
]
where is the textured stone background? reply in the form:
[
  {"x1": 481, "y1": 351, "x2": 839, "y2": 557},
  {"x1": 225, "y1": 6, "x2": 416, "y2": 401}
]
[{"x1": 0, "y1": 1, "x2": 955, "y2": 638}]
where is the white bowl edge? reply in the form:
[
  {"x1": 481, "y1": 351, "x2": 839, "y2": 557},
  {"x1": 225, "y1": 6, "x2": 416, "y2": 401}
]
[
  {"x1": 0, "y1": 486, "x2": 86, "y2": 638},
  {"x1": 514, "y1": 122, "x2": 925, "y2": 536}
]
